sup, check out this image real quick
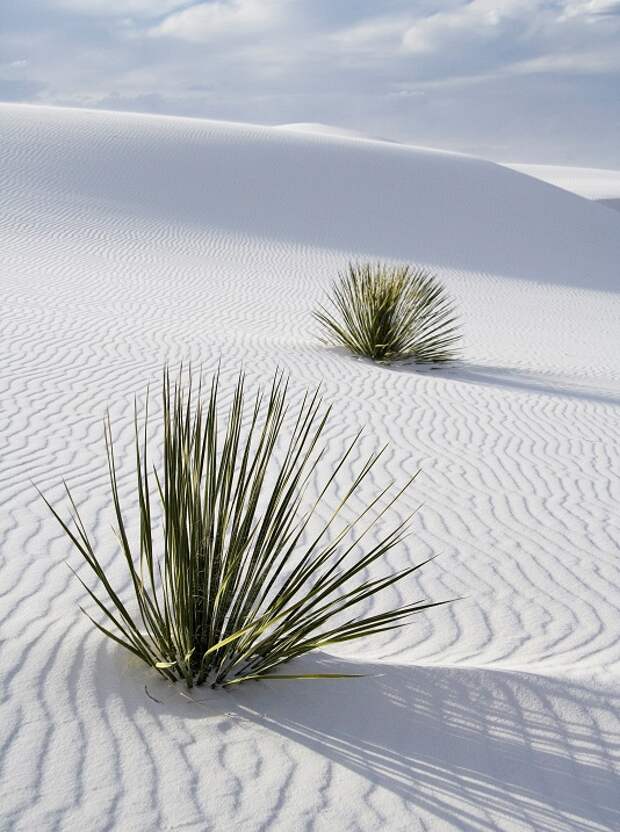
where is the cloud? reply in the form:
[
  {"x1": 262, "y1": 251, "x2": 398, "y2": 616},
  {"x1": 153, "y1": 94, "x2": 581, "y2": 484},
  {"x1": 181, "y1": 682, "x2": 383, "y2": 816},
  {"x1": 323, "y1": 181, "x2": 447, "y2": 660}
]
[
  {"x1": 0, "y1": 78, "x2": 46, "y2": 101},
  {"x1": 562, "y1": 0, "x2": 620, "y2": 16},
  {"x1": 402, "y1": 1, "x2": 531, "y2": 55},
  {"x1": 152, "y1": 0, "x2": 286, "y2": 41},
  {"x1": 329, "y1": 16, "x2": 408, "y2": 51},
  {"x1": 49, "y1": 0, "x2": 184, "y2": 16},
  {"x1": 510, "y1": 48, "x2": 620, "y2": 74},
  {"x1": 379, "y1": 0, "x2": 620, "y2": 79}
]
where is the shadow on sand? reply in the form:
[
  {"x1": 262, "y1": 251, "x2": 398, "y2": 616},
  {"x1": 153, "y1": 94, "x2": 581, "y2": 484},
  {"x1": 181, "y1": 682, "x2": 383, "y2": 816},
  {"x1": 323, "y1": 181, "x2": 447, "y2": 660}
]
[
  {"x1": 101, "y1": 647, "x2": 620, "y2": 832},
  {"x1": 386, "y1": 360, "x2": 620, "y2": 408}
]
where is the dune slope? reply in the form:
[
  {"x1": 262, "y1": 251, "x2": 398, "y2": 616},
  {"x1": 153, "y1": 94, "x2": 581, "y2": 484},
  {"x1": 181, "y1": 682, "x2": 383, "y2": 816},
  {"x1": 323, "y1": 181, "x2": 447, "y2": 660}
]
[
  {"x1": 505, "y1": 162, "x2": 620, "y2": 202},
  {"x1": 1, "y1": 103, "x2": 619, "y2": 832}
]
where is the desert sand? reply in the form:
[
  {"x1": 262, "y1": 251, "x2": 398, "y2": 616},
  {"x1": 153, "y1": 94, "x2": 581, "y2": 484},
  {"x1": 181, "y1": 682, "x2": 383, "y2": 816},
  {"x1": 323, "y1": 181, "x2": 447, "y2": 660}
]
[
  {"x1": 1, "y1": 103, "x2": 619, "y2": 831},
  {"x1": 505, "y1": 162, "x2": 620, "y2": 203}
]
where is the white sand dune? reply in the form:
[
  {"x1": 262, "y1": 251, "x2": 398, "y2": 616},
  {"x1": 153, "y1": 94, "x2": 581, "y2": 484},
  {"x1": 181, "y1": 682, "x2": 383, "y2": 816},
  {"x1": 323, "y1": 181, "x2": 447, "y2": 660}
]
[
  {"x1": 1, "y1": 103, "x2": 619, "y2": 831},
  {"x1": 504, "y1": 162, "x2": 620, "y2": 202},
  {"x1": 277, "y1": 121, "x2": 379, "y2": 141}
]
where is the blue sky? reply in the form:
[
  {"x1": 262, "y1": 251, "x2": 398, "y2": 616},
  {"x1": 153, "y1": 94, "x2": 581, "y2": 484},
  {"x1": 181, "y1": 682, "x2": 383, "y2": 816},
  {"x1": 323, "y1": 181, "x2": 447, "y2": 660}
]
[{"x1": 2, "y1": 0, "x2": 619, "y2": 166}]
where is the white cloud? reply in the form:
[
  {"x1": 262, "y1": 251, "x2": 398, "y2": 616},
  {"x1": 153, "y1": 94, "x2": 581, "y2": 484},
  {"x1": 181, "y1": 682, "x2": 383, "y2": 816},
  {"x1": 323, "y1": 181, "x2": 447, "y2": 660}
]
[
  {"x1": 510, "y1": 48, "x2": 620, "y2": 74},
  {"x1": 152, "y1": 0, "x2": 286, "y2": 41},
  {"x1": 402, "y1": 1, "x2": 536, "y2": 54},
  {"x1": 50, "y1": 0, "x2": 185, "y2": 16},
  {"x1": 390, "y1": 0, "x2": 620, "y2": 79},
  {"x1": 561, "y1": 0, "x2": 620, "y2": 16},
  {"x1": 330, "y1": 17, "x2": 407, "y2": 51}
]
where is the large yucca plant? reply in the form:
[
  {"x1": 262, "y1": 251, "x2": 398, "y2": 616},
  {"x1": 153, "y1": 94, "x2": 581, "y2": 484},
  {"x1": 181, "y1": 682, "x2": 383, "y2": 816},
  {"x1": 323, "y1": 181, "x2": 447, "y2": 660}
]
[
  {"x1": 42, "y1": 367, "x2": 447, "y2": 688},
  {"x1": 314, "y1": 262, "x2": 460, "y2": 364}
]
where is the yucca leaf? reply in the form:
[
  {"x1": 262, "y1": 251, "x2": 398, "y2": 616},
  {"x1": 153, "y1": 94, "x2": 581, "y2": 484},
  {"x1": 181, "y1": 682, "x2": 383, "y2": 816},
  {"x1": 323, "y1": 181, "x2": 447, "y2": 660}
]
[{"x1": 223, "y1": 672, "x2": 366, "y2": 685}]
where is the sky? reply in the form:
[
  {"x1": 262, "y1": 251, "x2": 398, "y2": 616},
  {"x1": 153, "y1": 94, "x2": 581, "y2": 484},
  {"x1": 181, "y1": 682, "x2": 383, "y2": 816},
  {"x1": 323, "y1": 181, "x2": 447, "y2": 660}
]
[{"x1": 1, "y1": 0, "x2": 620, "y2": 167}]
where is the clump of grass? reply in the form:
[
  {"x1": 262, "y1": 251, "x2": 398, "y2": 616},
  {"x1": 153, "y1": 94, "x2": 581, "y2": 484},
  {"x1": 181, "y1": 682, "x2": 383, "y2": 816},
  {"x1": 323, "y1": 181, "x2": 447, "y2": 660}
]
[
  {"x1": 42, "y1": 367, "x2": 447, "y2": 688},
  {"x1": 314, "y1": 262, "x2": 460, "y2": 364}
]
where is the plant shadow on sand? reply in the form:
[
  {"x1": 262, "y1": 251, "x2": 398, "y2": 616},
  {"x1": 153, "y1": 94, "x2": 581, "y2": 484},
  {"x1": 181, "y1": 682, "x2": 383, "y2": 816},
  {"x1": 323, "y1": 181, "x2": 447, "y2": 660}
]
[
  {"x1": 97, "y1": 646, "x2": 620, "y2": 832},
  {"x1": 387, "y1": 360, "x2": 620, "y2": 407}
]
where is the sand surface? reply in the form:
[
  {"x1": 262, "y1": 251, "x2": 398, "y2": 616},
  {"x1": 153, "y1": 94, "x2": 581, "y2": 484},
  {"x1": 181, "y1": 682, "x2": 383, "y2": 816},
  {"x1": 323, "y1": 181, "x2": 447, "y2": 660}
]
[
  {"x1": 505, "y1": 162, "x2": 620, "y2": 202},
  {"x1": 1, "y1": 103, "x2": 619, "y2": 831}
]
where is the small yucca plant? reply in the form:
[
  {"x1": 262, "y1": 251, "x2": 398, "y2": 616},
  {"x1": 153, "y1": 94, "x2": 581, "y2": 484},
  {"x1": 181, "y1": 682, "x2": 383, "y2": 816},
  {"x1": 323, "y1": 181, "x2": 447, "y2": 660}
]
[
  {"x1": 314, "y1": 262, "x2": 460, "y2": 364},
  {"x1": 43, "y1": 367, "x2": 447, "y2": 688}
]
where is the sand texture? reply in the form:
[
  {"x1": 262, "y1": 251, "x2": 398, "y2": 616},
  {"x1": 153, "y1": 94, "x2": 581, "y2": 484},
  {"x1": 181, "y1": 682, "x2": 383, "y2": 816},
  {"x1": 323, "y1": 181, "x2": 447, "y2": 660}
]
[{"x1": 1, "y1": 103, "x2": 619, "y2": 831}]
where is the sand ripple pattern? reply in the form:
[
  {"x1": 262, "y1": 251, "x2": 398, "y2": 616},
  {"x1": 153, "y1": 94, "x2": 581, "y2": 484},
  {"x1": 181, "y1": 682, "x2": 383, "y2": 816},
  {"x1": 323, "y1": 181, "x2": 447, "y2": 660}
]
[{"x1": 1, "y1": 104, "x2": 619, "y2": 831}]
